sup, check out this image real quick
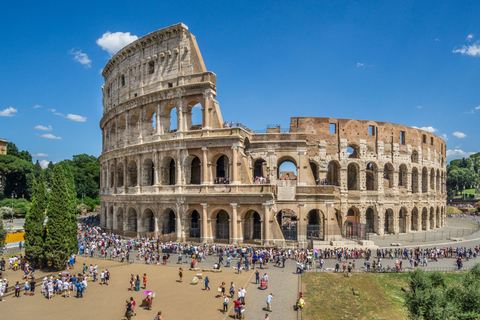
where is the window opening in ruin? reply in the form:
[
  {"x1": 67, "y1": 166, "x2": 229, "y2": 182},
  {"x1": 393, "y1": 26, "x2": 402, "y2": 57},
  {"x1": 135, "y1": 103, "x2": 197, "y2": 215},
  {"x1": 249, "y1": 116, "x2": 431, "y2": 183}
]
[
  {"x1": 190, "y1": 211, "x2": 200, "y2": 238},
  {"x1": 127, "y1": 208, "x2": 137, "y2": 232},
  {"x1": 366, "y1": 162, "x2": 376, "y2": 191},
  {"x1": 116, "y1": 163, "x2": 124, "y2": 188},
  {"x1": 121, "y1": 75, "x2": 125, "y2": 87},
  {"x1": 326, "y1": 161, "x2": 340, "y2": 186},
  {"x1": 399, "y1": 164, "x2": 407, "y2": 187},
  {"x1": 430, "y1": 137, "x2": 433, "y2": 145},
  {"x1": 329, "y1": 123, "x2": 336, "y2": 134},
  {"x1": 169, "y1": 107, "x2": 177, "y2": 132},
  {"x1": 168, "y1": 82, "x2": 173, "y2": 88},
  {"x1": 216, "y1": 210, "x2": 230, "y2": 239},
  {"x1": 369, "y1": 125, "x2": 375, "y2": 136},
  {"x1": 366, "y1": 208, "x2": 375, "y2": 233},
  {"x1": 244, "y1": 211, "x2": 261, "y2": 240},
  {"x1": 411, "y1": 208, "x2": 418, "y2": 231},
  {"x1": 307, "y1": 210, "x2": 322, "y2": 239},
  {"x1": 163, "y1": 210, "x2": 176, "y2": 234},
  {"x1": 347, "y1": 145, "x2": 358, "y2": 158},
  {"x1": 253, "y1": 159, "x2": 266, "y2": 180},
  {"x1": 216, "y1": 155, "x2": 230, "y2": 181},
  {"x1": 400, "y1": 131, "x2": 406, "y2": 145},
  {"x1": 190, "y1": 103, "x2": 202, "y2": 130},
  {"x1": 168, "y1": 159, "x2": 176, "y2": 185},
  {"x1": 422, "y1": 134, "x2": 426, "y2": 143},
  {"x1": 144, "y1": 209, "x2": 155, "y2": 232},
  {"x1": 128, "y1": 161, "x2": 138, "y2": 187},
  {"x1": 277, "y1": 210, "x2": 297, "y2": 241},
  {"x1": 411, "y1": 150, "x2": 418, "y2": 163},
  {"x1": 142, "y1": 159, "x2": 154, "y2": 186},
  {"x1": 145, "y1": 108, "x2": 157, "y2": 135},
  {"x1": 244, "y1": 138, "x2": 251, "y2": 154},
  {"x1": 347, "y1": 163, "x2": 358, "y2": 190},
  {"x1": 345, "y1": 208, "x2": 359, "y2": 237},
  {"x1": 278, "y1": 160, "x2": 297, "y2": 181},
  {"x1": 310, "y1": 162, "x2": 318, "y2": 183},
  {"x1": 148, "y1": 61, "x2": 155, "y2": 74},
  {"x1": 411, "y1": 168, "x2": 419, "y2": 193},
  {"x1": 190, "y1": 157, "x2": 201, "y2": 184},
  {"x1": 383, "y1": 163, "x2": 394, "y2": 188}
]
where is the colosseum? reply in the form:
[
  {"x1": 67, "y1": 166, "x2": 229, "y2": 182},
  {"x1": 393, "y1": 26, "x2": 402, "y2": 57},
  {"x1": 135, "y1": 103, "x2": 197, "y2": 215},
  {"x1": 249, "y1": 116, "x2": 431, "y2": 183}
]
[{"x1": 99, "y1": 23, "x2": 447, "y2": 247}]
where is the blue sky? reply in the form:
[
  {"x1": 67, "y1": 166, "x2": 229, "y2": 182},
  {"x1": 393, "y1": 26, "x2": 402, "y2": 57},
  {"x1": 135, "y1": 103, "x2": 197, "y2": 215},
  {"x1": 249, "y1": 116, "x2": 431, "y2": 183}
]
[{"x1": 1, "y1": 1, "x2": 480, "y2": 167}]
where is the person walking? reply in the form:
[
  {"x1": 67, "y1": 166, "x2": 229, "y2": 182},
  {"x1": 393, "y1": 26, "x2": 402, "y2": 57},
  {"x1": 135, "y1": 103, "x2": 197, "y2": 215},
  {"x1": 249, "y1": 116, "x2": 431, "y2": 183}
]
[
  {"x1": 179, "y1": 268, "x2": 183, "y2": 283},
  {"x1": 14, "y1": 281, "x2": 21, "y2": 298},
  {"x1": 255, "y1": 270, "x2": 260, "y2": 284},
  {"x1": 204, "y1": 276, "x2": 210, "y2": 291},
  {"x1": 125, "y1": 298, "x2": 133, "y2": 320},
  {"x1": 223, "y1": 294, "x2": 229, "y2": 314},
  {"x1": 266, "y1": 293, "x2": 275, "y2": 312}
]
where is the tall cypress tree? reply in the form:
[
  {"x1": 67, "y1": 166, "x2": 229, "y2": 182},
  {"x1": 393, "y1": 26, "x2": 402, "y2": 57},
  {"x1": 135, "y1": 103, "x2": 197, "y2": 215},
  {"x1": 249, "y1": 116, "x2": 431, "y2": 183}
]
[
  {"x1": 61, "y1": 162, "x2": 78, "y2": 255},
  {"x1": 24, "y1": 173, "x2": 46, "y2": 268},
  {"x1": 44, "y1": 164, "x2": 74, "y2": 269}
]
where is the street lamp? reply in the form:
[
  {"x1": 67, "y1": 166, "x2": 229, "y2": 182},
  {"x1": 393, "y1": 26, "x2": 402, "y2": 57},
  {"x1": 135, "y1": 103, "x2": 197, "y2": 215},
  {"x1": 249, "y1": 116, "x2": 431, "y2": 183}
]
[{"x1": 11, "y1": 191, "x2": 16, "y2": 222}]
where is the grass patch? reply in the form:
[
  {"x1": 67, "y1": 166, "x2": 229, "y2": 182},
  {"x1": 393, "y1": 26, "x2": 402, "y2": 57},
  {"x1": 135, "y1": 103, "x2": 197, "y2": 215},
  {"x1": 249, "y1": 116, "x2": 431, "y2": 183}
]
[
  {"x1": 447, "y1": 206, "x2": 463, "y2": 214},
  {"x1": 302, "y1": 272, "x2": 408, "y2": 320}
]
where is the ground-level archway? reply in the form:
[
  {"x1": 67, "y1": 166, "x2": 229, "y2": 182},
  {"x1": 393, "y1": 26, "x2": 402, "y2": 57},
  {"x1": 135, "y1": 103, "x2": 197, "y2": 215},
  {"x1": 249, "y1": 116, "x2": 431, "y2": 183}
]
[
  {"x1": 216, "y1": 210, "x2": 230, "y2": 240},
  {"x1": 307, "y1": 209, "x2": 323, "y2": 239},
  {"x1": 162, "y1": 209, "x2": 176, "y2": 234},
  {"x1": 244, "y1": 210, "x2": 261, "y2": 241},
  {"x1": 277, "y1": 209, "x2": 297, "y2": 241},
  {"x1": 190, "y1": 210, "x2": 200, "y2": 238}
]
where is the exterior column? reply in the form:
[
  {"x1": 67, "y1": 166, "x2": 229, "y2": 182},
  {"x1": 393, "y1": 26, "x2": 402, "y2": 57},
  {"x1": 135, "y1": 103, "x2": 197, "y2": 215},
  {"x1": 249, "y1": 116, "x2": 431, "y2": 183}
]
[
  {"x1": 232, "y1": 146, "x2": 238, "y2": 184},
  {"x1": 263, "y1": 203, "x2": 272, "y2": 246},
  {"x1": 175, "y1": 212, "x2": 182, "y2": 240},
  {"x1": 123, "y1": 156, "x2": 128, "y2": 192},
  {"x1": 202, "y1": 147, "x2": 209, "y2": 184},
  {"x1": 156, "y1": 103, "x2": 162, "y2": 135},
  {"x1": 136, "y1": 155, "x2": 141, "y2": 187},
  {"x1": 231, "y1": 203, "x2": 238, "y2": 244},
  {"x1": 113, "y1": 158, "x2": 117, "y2": 193},
  {"x1": 201, "y1": 203, "x2": 210, "y2": 243},
  {"x1": 203, "y1": 90, "x2": 214, "y2": 129}
]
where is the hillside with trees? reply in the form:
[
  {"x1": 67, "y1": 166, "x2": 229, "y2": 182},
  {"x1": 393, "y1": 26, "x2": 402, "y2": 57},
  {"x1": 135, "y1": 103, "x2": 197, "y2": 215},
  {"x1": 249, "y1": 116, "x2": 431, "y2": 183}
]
[{"x1": 447, "y1": 152, "x2": 480, "y2": 199}]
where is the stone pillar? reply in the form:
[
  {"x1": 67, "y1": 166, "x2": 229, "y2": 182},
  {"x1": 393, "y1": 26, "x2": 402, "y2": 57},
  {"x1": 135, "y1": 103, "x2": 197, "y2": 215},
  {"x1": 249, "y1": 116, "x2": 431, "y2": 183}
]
[
  {"x1": 156, "y1": 102, "x2": 162, "y2": 135},
  {"x1": 175, "y1": 212, "x2": 182, "y2": 241},
  {"x1": 113, "y1": 158, "x2": 117, "y2": 193},
  {"x1": 203, "y1": 90, "x2": 213, "y2": 129},
  {"x1": 263, "y1": 203, "x2": 272, "y2": 246},
  {"x1": 202, "y1": 147, "x2": 209, "y2": 184},
  {"x1": 231, "y1": 203, "x2": 239, "y2": 244},
  {"x1": 136, "y1": 155, "x2": 141, "y2": 187},
  {"x1": 123, "y1": 156, "x2": 128, "y2": 192},
  {"x1": 232, "y1": 146, "x2": 238, "y2": 184},
  {"x1": 201, "y1": 203, "x2": 210, "y2": 243}
]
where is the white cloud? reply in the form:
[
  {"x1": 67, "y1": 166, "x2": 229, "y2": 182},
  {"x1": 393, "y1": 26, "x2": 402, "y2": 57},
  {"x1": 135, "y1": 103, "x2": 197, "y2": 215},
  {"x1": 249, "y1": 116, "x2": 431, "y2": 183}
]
[
  {"x1": 356, "y1": 63, "x2": 364, "y2": 68},
  {"x1": 411, "y1": 126, "x2": 438, "y2": 133},
  {"x1": 66, "y1": 114, "x2": 87, "y2": 122},
  {"x1": 69, "y1": 49, "x2": 92, "y2": 67},
  {"x1": 34, "y1": 125, "x2": 52, "y2": 131},
  {"x1": 467, "y1": 34, "x2": 474, "y2": 42},
  {"x1": 453, "y1": 42, "x2": 480, "y2": 57},
  {"x1": 416, "y1": 106, "x2": 422, "y2": 109},
  {"x1": 39, "y1": 160, "x2": 50, "y2": 169},
  {"x1": 453, "y1": 131, "x2": 467, "y2": 138},
  {"x1": 435, "y1": 38, "x2": 441, "y2": 42},
  {"x1": 41, "y1": 133, "x2": 62, "y2": 140},
  {"x1": 33, "y1": 153, "x2": 49, "y2": 157},
  {"x1": 49, "y1": 109, "x2": 56, "y2": 112},
  {"x1": 96, "y1": 31, "x2": 138, "y2": 55},
  {"x1": 0, "y1": 107, "x2": 18, "y2": 117},
  {"x1": 33, "y1": 104, "x2": 43, "y2": 109},
  {"x1": 446, "y1": 149, "x2": 475, "y2": 158},
  {"x1": 476, "y1": 106, "x2": 480, "y2": 110},
  {"x1": 455, "y1": 144, "x2": 462, "y2": 149},
  {"x1": 441, "y1": 134, "x2": 448, "y2": 140}
]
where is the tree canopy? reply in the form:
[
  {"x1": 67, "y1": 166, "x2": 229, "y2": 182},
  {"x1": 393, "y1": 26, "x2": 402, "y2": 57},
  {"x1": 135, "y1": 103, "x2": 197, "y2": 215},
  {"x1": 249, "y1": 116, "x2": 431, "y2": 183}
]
[
  {"x1": 0, "y1": 154, "x2": 35, "y2": 200},
  {"x1": 447, "y1": 153, "x2": 480, "y2": 196}
]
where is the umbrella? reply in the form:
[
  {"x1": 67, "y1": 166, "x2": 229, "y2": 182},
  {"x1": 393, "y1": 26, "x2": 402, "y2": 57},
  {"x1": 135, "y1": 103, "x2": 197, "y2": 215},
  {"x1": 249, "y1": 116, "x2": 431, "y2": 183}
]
[{"x1": 143, "y1": 291, "x2": 152, "y2": 295}]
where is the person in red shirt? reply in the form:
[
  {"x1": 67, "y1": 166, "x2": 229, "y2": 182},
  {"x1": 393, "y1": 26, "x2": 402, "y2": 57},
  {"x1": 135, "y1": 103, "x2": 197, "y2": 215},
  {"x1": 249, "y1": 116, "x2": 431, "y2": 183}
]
[{"x1": 234, "y1": 298, "x2": 241, "y2": 319}]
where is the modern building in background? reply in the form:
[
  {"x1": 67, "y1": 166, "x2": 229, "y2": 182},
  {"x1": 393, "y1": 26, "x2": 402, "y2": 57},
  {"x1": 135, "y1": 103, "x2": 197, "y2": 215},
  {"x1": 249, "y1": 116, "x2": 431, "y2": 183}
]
[{"x1": 99, "y1": 24, "x2": 446, "y2": 246}]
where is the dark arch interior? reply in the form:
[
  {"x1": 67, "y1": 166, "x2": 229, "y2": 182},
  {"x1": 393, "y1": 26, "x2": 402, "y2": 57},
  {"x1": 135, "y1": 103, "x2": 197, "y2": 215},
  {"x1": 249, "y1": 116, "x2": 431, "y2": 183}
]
[
  {"x1": 190, "y1": 210, "x2": 200, "y2": 238},
  {"x1": 253, "y1": 159, "x2": 266, "y2": 178},
  {"x1": 216, "y1": 155, "x2": 229, "y2": 179},
  {"x1": 191, "y1": 157, "x2": 201, "y2": 184},
  {"x1": 277, "y1": 209, "x2": 297, "y2": 240},
  {"x1": 169, "y1": 159, "x2": 176, "y2": 185},
  {"x1": 216, "y1": 210, "x2": 229, "y2": 239}
]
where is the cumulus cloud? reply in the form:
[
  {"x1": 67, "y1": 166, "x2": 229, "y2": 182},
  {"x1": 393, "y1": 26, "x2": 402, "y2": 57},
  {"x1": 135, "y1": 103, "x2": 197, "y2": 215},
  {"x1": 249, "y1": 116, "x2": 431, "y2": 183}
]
[
  {"x1": 0, "y1": 107, "x2": 18, "y2": 117},
  {"x1": 39, "y1": 160, "x2": 50, "y2": 169},
  {"x1": 411, "y1": 126, "x2": 438, "y2": 133},
  {"x1": 446, "y1": 149, "x2": 475, "y2": 158},
  {"x1": 467, "y1": 34, "x2": 474, "y2": 42},
  {"x1": 68, "y1": 49, "x2": 92, "y2": 67},
  {"x1": 356, "y1": 63, "x2": 364, "y2": 68},
  {"x1": 453, "y1": 42, "x2": 480, "y2": 57},
  {"x1": 66, "y1": 114, "x2": 87, "y2": 122},
  {"x1": 435, "y1": 38, "x2": 441, "y2": 42},
  {"x1": 33, "y1": 104, "x2": 43, "y2": 109},
  {"x1": 32, "y1": 153, "x2": 49, "y2": 157},
  {"x1": 453, "y1": 131, "x2": 467, "y2": 138},
  {"x1": 96, "y1": 31, "x2": 138, "y2": 55},
  {"x1": 41, "y1": 133, "x2": 62, "y2": 140},
  {"x1": 34, "y1": 125, "x2": 52, "y2": 131},
  {"x1": 441, "y1": 134, "x2": 448, "y2": 140}
]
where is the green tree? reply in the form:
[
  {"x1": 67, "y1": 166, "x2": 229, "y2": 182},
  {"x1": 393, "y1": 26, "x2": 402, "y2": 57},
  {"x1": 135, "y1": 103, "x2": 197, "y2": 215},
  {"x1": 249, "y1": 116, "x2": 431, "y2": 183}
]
[
  {"x1": 6, "y1": 142, "x2": 32, "y2": 163},
  {"x1": 0, "y1": 154, "x2": 35, "y2": 200},
  {"x1": 43, "y1": 164, "x2": 75, "y2": 269},
  {"x1": 24, "y1": 174, "x2": 46, "y2": 268},
  {"x1": 0, "y1": 220, "x2": 6, "y2": 254},
  {"x1": 59, "y1": 162, "x2": 78, "y2": 255}
]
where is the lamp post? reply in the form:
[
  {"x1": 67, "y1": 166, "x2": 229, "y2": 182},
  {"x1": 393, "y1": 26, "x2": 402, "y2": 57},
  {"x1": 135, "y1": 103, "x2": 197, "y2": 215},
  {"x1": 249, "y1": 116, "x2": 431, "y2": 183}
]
[{"x1": 11, "y1": 191, "x2": 16, "y2": 222}]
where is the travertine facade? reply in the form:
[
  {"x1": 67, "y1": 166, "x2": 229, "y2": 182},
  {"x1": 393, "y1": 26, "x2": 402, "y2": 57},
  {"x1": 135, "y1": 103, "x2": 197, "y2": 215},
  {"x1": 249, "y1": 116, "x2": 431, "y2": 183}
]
[{"x1": 99, "y1": 23, "x2": 446, "y2": 246}]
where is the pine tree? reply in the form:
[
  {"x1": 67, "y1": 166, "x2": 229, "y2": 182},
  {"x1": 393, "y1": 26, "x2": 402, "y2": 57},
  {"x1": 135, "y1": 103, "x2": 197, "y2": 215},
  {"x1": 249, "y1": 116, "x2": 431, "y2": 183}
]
[
  {"x1": 24, "y1": 173, "x2": 46, "y2": 268},
  {"x1": 44, "y1": 164, "x2": 74, "y2": 269},
  {"x1": 61, "y1": 162, "x2": 78, "y2": 255}
]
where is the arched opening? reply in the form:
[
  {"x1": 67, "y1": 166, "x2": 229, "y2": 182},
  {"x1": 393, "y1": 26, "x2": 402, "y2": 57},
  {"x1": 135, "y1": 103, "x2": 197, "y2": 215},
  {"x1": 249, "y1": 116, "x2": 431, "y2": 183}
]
[
  {"x1": 436, "y1": 169, "x2": 440, "y2": 191},
  {"x1": 253, "y1": 159, "x2": 266, "y2": 180},
  {"x1": 345, "y1": 207, "x2": 359, "y2": 237},
  {"x1": 216, "y1": 210, "x2": 230, "y2": 240},
  {"x1": 110, "y1": 122, "x2": 116, "y2": 146},
  {"x1": 310, "y1": 162, "x2": 319, "y2": 183},
  {"x1": 430, "y1": 207, "x2": 435, "y2": 229},
  {"x1": 366, "y1": 208, "x2": 375, "y2": 233},
  {"x1": 430, "y1": 168, "x2": 435, "y2": 190},
  {"x1": 277, "y1": 209, "x2": 297, "y2": 240},
  {"x1": 398, "y1": 164, "x2": 407, "y2": 187},
  {"x1": 411, "y1": 167, "x2": 419, "y2": 193},
  {"x1": 118, "y1": 117, "x2": 126, "y2": 143},
  {"x1": 127, "y1": 208, "x2": 137, "y2": 232},
  {"x1": 244, "y1": 210, "x2": 261, "y2": 241},
  {"x1": 116, "y1": 162, "x2": 124, "y2": 187},
  {"x1": 168, "y1": 159, "x2": 176, "y2": 185},
  {"x1": 129, "y1": 113, "x2": 139, "y2": 140},
  {"x1": 327, "y1": 161, "x2": 340, "y2": 186},
  {"x1": 244, "y1": 138, "x2": 251, "y2": 154},
  {"x1": 277, "y1": 159, "x2": 297, "y2": 181},
  {"x1": 335, "y1": 209, "x2": 342, "y2": 229},
  {"x1": 307, "y1": 209, "x2": 322, "y2": 239},
  {"x1": 347, "y1": 145, "x2": 359, "y2": 158},
  {"x1": 189, "y1": 103, "x2": 202, "y2": 130},
  {"x1": 366, "y1": 162, "x2": 377, "y2": 191},
  {"x1": 383, "y1": 163, "x2": 394, "y2": 188},
  {"x1": 163, "y1": 210, "x2": 176, "y2": 234},
  {"x1": 144, "y1": 209, "x2": 155, "y2": 232},
  {"x1": 347, "y1": 163, "x2": 359, "y2": 190},
  {"x1": 142, "y1": 158, "x2": 155, "y2": 186},
  {"x1": 144, "y1": 108, "x2": 157, "y2": 136},
  {"x1": 127, "y1": 160, "x2": 138, "y2": 187},
  {"x1": 421, "y1": 208, "x2": 428, "y2": 231},
  {"x1": 399, "y1": 208, "x2": 407, "y2": 233},
  {"x1": 384, "y1": 209, "x2": 394, "y2": 234},
  {"x1": 109, "y1": 165, "x2": 115, "y2": 188},
  {"x1": 422, "y1": 168, "x2": 428, "y2": 193},
  {"x1": 190, "y1": 157, "x2": 201, "y2": 184},
  {"x1": 215, "y1": 155, "x2": 230, "y2": 183},
  {"x1": 116, "y1": 208, "x2": 124, "y2": 230},
  {"x1": 436, "y1": 207, "x2": 440, "y2": 229},
  {"x1": 411, "y1": 150, "x2": 419, "y2": 163},
  {"x1": 108, "y1": 207, "x2": 114, "y2": 228},
  {"x1": 169, "y1": 107, "x2": 178, "y2": 132},
  {"x1": 411, "y1": 208, "x2": 419, "y2": 231},
  {"x1": 190, "y1": 210, "x2": 200, "y2": 238}
]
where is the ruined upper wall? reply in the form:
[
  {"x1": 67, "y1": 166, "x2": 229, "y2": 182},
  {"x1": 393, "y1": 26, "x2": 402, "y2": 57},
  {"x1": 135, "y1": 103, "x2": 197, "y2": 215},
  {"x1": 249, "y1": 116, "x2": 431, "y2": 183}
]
[{"x1": 101, "y1": 23, "x2": 215, "y2": 112}]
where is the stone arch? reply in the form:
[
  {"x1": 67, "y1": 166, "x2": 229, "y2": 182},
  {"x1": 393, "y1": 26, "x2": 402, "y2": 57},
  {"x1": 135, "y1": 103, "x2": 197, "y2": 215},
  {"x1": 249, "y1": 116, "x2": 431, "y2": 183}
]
[
  {"x1": 344, "y1": 207, "x2": 360, "y2": 237},
  {"x1": 383, "y1": 163, "x2": 394, "y2": 188},
  {"x1": 186, "y1": 100, "x2": 203, "y2": 130},
  {"x1": 253, "y1": 158, "x2": 267, "y2": 180},
  {"x1": 214, "y1": 154, "x2": 230, "y2": 182},
  {"x1": 142, "y1": 158, "x2": 155, "y2": 186},
  {"x1": 109, "y1": 164, "x2": 115, "y2": 188},
  {"x1": 161, "y1": 208, "x2": 176, "y2": 234},
  {"x1": 384, "y1": 208, "x2": 394, "y2": 234},
  {"x1": 310, "y1": 161, "x2": 319, "y2": 182},
  {"x1": 366, "y1": 207, "x2": 376, "y2": 233},
  {"x1": 307, "y1": 209, "x2": 324, "y2": 239},
  {"x1": 411, "y1": 150, "x2": 419, "y2": 163},
  {"x1": 128, "y1": 112, "x2": 139, "y2": 140},
  {"x1": 108, "y1": 207, "x2": 114, "y2": 228},
  {"x1": 244, "y1": 210, "x2": 262, "y2": 241},
  {"x1": 430, "y1": 168, "x2": 435, "y2": 190},
  {"x1": 115, "y1": 207, "x2": 124, "y2": 230},
  {"x1": 127, "y1": 160, "x2": 138, "y2": 187},
  {"x1": 327, "y1": 161, "x2": 340, "y2": 186},
  {"x1": 411, "y1": 207, "x2": 419, "y2": 231},
  {"x1": 398, "y1": 164, "x2": 408, "y2": 187},
  {"x1": 277, "y1": 156, "x2": 297, "y2": 180},
  {"x1": 276, "y1": 209, "x2": 297, "y2": 241},
  {"x1": 189, "y1": 210, "x2": 201, "y2": 238},
  {"x1": 244, "y1": 137, "x2": 251, "y2": 154},
  {"x1": 161, "y1": 157, "x2": 176, "y2": 185},
  {"x1": 411, "y1": 167, "x2": 419, "y2": 193},
  {"x1": 436, "y1": 169, "x2": 440, "y2": 191},
  {"x1": 422, "y1": 167, "x2": 428, "y2": 193},
  {"x1": 165, "y1": 104, "x2": 178, "y2": 132},
  {"x1": 421, "y1": 207, "x2": 428, "y2": 230},
  {"x1": 399, "y1": 207, "x2": 407, "y2": 233},
  {"x1": 116, "y1": 162, "x2": 124, "y2": 187},
  {"x1": 366, "y1": 162, "x2": 378, "y2": 191},
  {"x1": 347, "y1": 144, "x2": 359, "y2": 158},
  {"x1": 143, "y1": 208, "x2": 155, "y2": 232},
  {"x1": 143, "y1": 107, "x2": 157, "y2": 136},
  {"x1": 215, "y1": 210, "x2": 230, "y2": 240},
  {"x1": 347, "y1": 162, "x2": 359, "y2": 190},
  {"x1": 118, "y1": 117, "x2": 126, "y2": 142},
  {"x1": 126, "y1": 207, "x2": 138, "y2": 232},
  {"x1": 184, "y1": 155, "x2": 201, "y2": 184}
]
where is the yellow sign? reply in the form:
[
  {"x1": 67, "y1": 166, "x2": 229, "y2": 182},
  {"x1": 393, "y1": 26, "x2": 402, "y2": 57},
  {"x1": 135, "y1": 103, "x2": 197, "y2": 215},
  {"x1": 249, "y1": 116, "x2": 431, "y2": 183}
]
[{"x1": 5, "y1": 232, "x2": 25, "y2": 243}]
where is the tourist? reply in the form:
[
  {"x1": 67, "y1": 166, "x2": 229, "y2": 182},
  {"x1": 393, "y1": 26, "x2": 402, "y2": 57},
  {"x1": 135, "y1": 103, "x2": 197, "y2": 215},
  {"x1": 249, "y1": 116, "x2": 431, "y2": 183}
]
[
  {"x1": 229, "y1": 281, "x2": 235, "y2": 298},
  {"x1": 143, "y1": 273, "x2": 148, "y2": 289},
  {"x1": 220, "y1": 281, "x2": 226, "y2": 298},
  {"x1": 105, "y1": 269, "x2": 110, "y2": 285},
  {"x1": 125, "y1": 298, "x2": 133, "y2": 320},
  {"x1": 234, "y1": 298, "x2": 241, "y2": 319},
  {"x1": 204, "y1": 276, "x2": 210, "y2": 291},
  {"x1": 255, "y1": 270, "x2": 260, "y2": 284},
  {"x1": 223, "y1": 294, "x2": 229, "y2": 314},
  {"x1": 14, "y1": 281, "x2": 21, "y2": 298},
  {"x1": 179, "y1": 268, "x2": 183, "y2": 283},
  {"x1": 130, "y1": 297, "x2": 137, "y2": 316},
  {"x1": 100, "y1": 271, "x2": 105, "y2": 285},
  {"x1": 266, "y1": 293, "x2": 275, "y2": 312},
  {"x1": 145, "y1": 292, "x2": 154, "y2": 310},
  {"x1": 154, "y1": 311, "x2": 164, "y2": 320}
]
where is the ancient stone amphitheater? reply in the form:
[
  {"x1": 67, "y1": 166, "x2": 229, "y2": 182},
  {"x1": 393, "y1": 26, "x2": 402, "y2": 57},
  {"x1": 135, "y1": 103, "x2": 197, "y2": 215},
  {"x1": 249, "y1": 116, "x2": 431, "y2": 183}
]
[{"x1": 99, "y1": 23, "x2": 446, "y2": 247}]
